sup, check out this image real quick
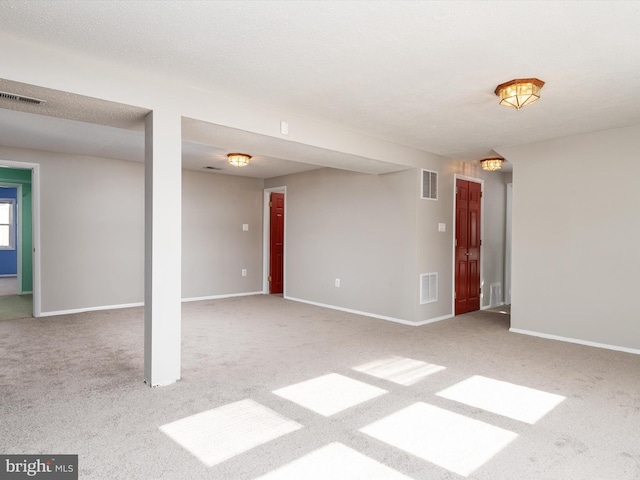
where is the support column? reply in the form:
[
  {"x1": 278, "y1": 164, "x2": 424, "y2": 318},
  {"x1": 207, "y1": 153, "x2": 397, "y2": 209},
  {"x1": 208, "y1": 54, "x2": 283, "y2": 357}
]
[{"x1": 144, "y1": 109, "x2": 182, "y2": 386}]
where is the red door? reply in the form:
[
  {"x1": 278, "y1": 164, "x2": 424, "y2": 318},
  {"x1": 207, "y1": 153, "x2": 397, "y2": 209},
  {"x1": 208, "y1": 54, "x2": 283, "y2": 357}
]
[
  {"x1": 269, "y1": 192, "x2": 284, "y2": 294},
  {"x1": 455, "y1": 179, "x2": 481, "y2": 315}
]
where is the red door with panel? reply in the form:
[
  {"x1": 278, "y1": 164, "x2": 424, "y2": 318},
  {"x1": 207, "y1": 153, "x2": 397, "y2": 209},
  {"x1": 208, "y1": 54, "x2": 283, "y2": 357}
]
[
  {"x1": 269, "y1": 192, "x2": 284, "y2": 294},
  {"x1": 455, "y1": 179, "x2": 481, "y2": 315}
]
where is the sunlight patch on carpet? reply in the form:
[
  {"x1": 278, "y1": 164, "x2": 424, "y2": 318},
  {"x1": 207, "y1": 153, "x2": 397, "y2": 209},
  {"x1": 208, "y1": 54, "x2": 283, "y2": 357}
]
[
  {"x1": 352, "y1": 356, "x2": 445, "y2": 386},
  {"x1": 360, "y1": 402, "x2": 517, "y2": 477},
  {"x1": 273, "y1": 373, "x2": 387, "y2": 416},
  {"x1": 254, "y1": 442, "x2": 412, "y2": 480},
  {"x1": 160, "y1": 399, "x2": 302, "y2": 467},
  {"x1": 436, "y1": 375, "x2": 566, "y2": 424}
]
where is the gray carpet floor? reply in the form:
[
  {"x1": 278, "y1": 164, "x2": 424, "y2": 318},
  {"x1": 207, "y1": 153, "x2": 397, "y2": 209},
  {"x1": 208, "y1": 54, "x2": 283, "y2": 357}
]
[
  {"x1": 1, "y1": 295, "x2": 639, "y2": 479},
  {"x1": 0, "y1": 294, "x2": 33, "y2": 321}
]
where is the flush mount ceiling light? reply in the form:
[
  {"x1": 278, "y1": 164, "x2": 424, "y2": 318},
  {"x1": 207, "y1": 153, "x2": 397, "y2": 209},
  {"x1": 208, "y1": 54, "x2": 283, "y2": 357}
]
[
  {"x1": 495, "y1": 78, "x2": 545, "y2": 110},
  {"x1": 480, "y1": 158, "x2": 504, "y2": 171},
  {"x1": 227, "y1": 153, "x2": 251, "y2": 167}
]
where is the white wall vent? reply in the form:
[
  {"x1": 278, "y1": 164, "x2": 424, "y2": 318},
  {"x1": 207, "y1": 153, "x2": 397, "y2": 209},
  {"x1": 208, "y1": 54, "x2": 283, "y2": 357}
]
[
  {"x1": 490, "y1": 283, "x2": 502, "y2": 307},
  {"x1": 420, "y1": 273, "x2": 438, "y2": 304},
  {"x1": 421, "y1": 169, "x2": 438, "y2": 200}
]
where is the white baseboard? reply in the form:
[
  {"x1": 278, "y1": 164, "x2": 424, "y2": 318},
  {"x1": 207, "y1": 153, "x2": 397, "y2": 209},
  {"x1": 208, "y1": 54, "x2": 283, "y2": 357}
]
[
  {"x1": 481, "y1": 302, "x2": 505, "y2": 310},
  {"x1": 0, "y1": 274, "x2": 17, "y2": 277},
  {"x1": 181, "y1": 291, "x2": 263, "y2": 303},
  {"x1": 509, "y1": 328, "x2": 640, "y2": 355},
  {"x1": 40, "y1": 302, "x2": 144, "y2": 317},
  {"x1": 286, "y1": 296, "x2": 453, "y2": 326},
  {"x1": 40, "y1": 291, "x2": 265, "y2": 317}
]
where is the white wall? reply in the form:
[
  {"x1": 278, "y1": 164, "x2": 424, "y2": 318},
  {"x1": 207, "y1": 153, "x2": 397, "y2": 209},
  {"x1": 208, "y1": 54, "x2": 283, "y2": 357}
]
[
  {"x1": 182, "y1": 170, "x2": 263, "y2": 299},
  {"x1": 0, "y1": 147, "x2": 145, "y2": 313},
  {"x1": 498, "y1": 124, "x2": 640, "y2": 351},
  {"x1": 266, "y1": 168, "x2": 418, "y2": 321},
  {"x1": 416, "y1": 158, "x2": 456, "y2": 320},
  {"x1": 0, "y1": 143, "x2": 508, "y2": 322},
  {"x1": 480, "y1": 169, "x2": 507, "y2": 308},
  {"x1": 0, "y1": 146, "x2": 266, "y2": 314},
  {"x1": 267, "y1": 161, "x2": 507, "y2": 323}
]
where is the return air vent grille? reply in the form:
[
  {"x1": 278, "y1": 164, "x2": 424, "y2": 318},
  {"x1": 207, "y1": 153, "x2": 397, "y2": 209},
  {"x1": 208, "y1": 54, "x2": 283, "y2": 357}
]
[
  {"x1": 420, "y1": 273, "x2": 438, "y2": 304},
  {"x1": 421, "y1": 169, "x2": 438, "y2": 200},
  {"x1": 0, "y1": 91, "x2": 46, "y2": 105}
]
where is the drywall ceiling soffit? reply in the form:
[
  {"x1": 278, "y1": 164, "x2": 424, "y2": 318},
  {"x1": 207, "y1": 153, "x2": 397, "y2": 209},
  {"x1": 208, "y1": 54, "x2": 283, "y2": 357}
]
[
  {"x1": 0, "y1": 102, "x2": 403, "y2": 178},
  {"x1": 182, "y1": 118, "x2": 410, "y2": 176},
  {"x1": 0, "y1": 78, "x2": 148, "y2": 130},
  {"x1": 1, "y1": 2, "x2": 640, "y2": 160},
  {"x1": 182, "y1": 142, "x2": 323, "y2": 179},
  {"x1": 0, "y1": 108, "x2": 145, "y2": 163}
]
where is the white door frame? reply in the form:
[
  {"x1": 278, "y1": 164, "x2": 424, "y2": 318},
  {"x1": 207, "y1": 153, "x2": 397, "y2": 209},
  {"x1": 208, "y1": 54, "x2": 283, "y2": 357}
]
[
  {"x1": 505, "y1": 182, "x2": 513, "y2": 305},
  {"x1": 262, "y1": 186, "x2": 287, "y2": 295},
  {"x1": 0, "y1": 160, "x2": 41, "y2": 317},
  {"x1": 452, "y1": 174, "x2": 484, "y2": 314},
  {"x1": 0, "y1": 182, "x2": 23, "y2": 292}
]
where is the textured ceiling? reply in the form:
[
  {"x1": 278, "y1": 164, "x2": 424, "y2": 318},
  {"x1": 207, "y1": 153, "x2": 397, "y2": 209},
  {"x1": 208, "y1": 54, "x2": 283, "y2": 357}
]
[{"x1": 0, "y1": 1, "x2": 639, "y2": 168}]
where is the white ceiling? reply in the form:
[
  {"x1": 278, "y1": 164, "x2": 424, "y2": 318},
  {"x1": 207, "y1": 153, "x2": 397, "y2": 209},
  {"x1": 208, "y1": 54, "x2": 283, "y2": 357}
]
[{"x1": 1, "y1": 1, "x2": 639, "y2": 174}]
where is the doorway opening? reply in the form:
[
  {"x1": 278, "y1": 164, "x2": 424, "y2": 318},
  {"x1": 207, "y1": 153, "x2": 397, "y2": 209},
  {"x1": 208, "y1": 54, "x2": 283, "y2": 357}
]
[
  {"x1": 0, "y1": 161, "x2": 40, "y2": 319},
  {"x1": 263, "y1": 187, "x2": 286, "y2": 296}
]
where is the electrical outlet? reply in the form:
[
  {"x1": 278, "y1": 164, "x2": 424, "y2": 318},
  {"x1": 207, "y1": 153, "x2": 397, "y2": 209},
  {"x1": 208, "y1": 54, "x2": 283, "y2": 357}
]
[
  {"x1": 242, "y1": 269, "x2": 247, "y2": 277},
  {"x1": 335, "y1": 278, "x2": 341, "y2": 287}
]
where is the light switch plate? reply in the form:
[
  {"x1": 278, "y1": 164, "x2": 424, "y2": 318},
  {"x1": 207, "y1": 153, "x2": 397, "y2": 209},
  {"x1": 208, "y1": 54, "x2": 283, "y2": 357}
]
[
  {"x1": 438, "y1": 223, "x2": 446, "y2": 232},
  {"x1": 243, "y1": 224, "x2": 249, "y2": 231}
]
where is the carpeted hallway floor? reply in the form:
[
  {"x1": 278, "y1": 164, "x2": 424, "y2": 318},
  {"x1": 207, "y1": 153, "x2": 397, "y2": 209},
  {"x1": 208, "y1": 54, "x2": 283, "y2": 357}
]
[
  {"x1": 0, "y1": 276, "x2": 33, "y2": 321},
  {"x1": 1, "y1": 295, "x2": 639, "y2": 479}
]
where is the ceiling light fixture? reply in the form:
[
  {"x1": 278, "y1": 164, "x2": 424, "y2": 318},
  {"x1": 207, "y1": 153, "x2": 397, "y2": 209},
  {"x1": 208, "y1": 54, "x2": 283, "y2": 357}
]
[
  {"x1": 480, "y1": 158, "x2": 504, "y2": 171},
  {"x1": 495, "y1": 78, "x2": 544, "y2": 110},
  {"x1": 227, "y1": 153, "x2": 251, "y2": 167}
]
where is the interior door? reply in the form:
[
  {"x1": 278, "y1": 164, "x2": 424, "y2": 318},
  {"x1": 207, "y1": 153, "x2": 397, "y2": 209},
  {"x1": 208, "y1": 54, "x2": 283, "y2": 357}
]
[
  {"x1": 455, "y1": 179, "x2": 481, "y2": 315},
  {"x1": 269, "y1": 192, "x2": 284, "y2": 294}
]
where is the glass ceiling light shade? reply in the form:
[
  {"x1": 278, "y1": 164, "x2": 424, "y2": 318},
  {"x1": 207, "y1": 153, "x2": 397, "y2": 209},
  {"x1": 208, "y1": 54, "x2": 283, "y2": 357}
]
[
  {"x1": 494, "y1": 78, "x2": 545, "y2": 110},
  {"x1": 227, "y1": 153, "x2": 251, "y2": 167},
  {"x1": 480, "y1": 158, "x2": 504, "y2": 171}
]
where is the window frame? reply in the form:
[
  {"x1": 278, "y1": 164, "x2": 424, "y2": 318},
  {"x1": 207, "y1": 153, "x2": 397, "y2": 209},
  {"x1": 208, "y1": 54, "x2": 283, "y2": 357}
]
[{"x1": 0, "y1": 198, "x2": 16, "y2": 250}]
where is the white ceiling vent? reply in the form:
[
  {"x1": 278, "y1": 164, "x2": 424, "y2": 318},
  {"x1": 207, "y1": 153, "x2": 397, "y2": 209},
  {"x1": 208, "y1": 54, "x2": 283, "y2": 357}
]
[
  {"x1": 0, "y1": 91, "x2": 46, "y2": 106},
  {"x1": 420, "y1": 273, "x2": 438, "y2": 304},
  {"x1": 421, "y1": 169, "x2": 438, "y2": 200}
]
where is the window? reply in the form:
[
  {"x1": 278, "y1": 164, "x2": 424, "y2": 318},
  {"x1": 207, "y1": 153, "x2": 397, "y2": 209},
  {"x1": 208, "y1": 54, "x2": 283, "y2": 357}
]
[{"x1": 0, "y1": 199, "x2": 16, "y2": 250}]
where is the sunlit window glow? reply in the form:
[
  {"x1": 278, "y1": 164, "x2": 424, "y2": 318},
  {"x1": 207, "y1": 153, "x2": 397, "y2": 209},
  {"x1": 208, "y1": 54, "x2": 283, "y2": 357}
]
[
  {"x1": 159, "y1": 399, "x2": 302, "y2": 467},
  {"x1": 353, "y1": 356, "x2": 445, "y2": 386},
  {"x1": 360, "y1": 402, "x2": 517, "y2": 477},
  {"x1": 272, "y1": 373, "x2": 387, "y2": 417},
  {"x1": 436, "y1": 375, "x2": 566, "y2": 424},
  {"x1": 254, "y1": 442, "x2": 412, "y2": 480}
]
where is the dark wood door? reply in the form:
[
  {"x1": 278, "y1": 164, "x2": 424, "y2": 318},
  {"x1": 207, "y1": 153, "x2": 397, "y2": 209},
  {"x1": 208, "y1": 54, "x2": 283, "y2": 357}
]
[
  {"x1": 269, "y1": 192, "x2": 284, "y2": 294},
  {"x1": 455, "y1": 179, "x2": 481, "y2": 315}
]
